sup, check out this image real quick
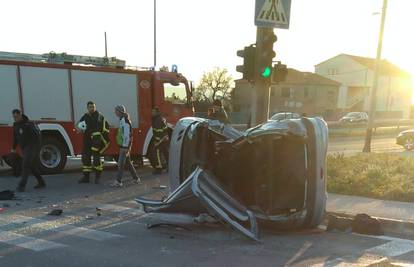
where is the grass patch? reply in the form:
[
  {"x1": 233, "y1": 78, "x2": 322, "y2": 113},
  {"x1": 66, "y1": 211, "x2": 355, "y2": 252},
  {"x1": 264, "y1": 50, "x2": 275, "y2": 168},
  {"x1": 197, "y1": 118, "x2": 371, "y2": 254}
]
[{"x1": 327, "y1": 153, "x2": 414, "y2": 202}]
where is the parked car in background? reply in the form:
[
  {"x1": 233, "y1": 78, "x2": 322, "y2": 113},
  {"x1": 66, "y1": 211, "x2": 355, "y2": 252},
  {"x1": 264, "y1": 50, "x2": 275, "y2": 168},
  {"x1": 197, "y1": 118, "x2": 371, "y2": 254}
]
[
  {"x1": 397, "y1": 129, "x2": 414, "y2": 150},
  {"x1": 339, "y1": 112, "x2": 369, "y2": 124},
  {"x1": 269, "y1": 112, "x2": 301, "y2": 122}
]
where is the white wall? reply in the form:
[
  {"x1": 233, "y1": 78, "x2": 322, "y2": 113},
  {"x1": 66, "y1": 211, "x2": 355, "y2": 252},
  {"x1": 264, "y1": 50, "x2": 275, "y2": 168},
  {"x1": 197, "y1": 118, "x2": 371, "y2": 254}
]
[
  {"x1": 0, "y1": 65, "x2": 20, "y2": 125},
  {"x1": 71, "y1": 70, "x2": 139, "y2": 127},
  {"x1": 20, "y1": 66, "x2": 71, "y2": 121},
  {"x1": 316, "y1": 54, "x2": 412, "y2": 118}
]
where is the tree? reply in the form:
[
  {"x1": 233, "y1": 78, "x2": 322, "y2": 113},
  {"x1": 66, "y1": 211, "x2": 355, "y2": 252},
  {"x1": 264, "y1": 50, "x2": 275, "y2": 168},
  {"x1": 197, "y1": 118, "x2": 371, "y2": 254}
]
[{"x1": 195, "y1": 67, "x2": 233, "y2": 104}]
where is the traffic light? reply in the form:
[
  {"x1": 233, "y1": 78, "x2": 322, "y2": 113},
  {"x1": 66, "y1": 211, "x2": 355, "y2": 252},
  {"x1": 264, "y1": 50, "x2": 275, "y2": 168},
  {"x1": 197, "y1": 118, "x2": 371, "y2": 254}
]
[
  {"x1": 272, "y1": 62, "x2": 288, "y2": 83},
  {"x1": 258, "y1": 29, "x2": 277, "y2": 80},
  {"x1": 236, "y1": 45, "x2": 256, "y2": 81}
]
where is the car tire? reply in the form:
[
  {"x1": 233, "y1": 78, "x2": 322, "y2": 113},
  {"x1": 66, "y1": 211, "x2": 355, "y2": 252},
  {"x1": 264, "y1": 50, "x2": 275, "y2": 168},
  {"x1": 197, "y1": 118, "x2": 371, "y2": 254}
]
[
  {"x1": 38, "y1": 137, "x2": 67, "y2": 174},
  {"x1": 404, "y1": 137, "x2": 414, "y2": 151}
]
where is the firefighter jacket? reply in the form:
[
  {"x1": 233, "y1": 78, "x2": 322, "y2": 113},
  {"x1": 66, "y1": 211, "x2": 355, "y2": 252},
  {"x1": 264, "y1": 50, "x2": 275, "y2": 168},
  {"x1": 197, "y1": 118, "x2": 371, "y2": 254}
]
[
  {"x1": 152, "y1": 114, "x2": 168, "y2": 142},
  {"x1": 79, "y1": 111, "x2": 110, "y2": 153}
]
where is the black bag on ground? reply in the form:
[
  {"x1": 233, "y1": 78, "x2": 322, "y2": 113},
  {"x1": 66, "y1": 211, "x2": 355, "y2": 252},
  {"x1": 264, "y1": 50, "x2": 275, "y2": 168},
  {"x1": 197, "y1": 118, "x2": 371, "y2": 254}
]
[
  {"x1": 2, "y1": 152, "x2": 22, "y2": 177},
  {"x1": 327, "y1": 214, "x2": 353, "y2": 232},
  {"x1": 351, "y1": 213, "x2": 384, "y2": 235},
  {"x1": 0, "y1": 190, "x2": 15, "y2": 200}
]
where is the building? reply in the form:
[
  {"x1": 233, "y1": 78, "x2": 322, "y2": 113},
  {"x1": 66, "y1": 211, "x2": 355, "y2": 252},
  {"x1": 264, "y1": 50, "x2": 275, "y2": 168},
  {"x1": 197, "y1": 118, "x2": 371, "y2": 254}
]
[
  {"x1": 315, "y1": 54, "x2": 412, "y2": 119},
  {"x1": 232, "y1": 68, "x2": 341, "y2": 120}
]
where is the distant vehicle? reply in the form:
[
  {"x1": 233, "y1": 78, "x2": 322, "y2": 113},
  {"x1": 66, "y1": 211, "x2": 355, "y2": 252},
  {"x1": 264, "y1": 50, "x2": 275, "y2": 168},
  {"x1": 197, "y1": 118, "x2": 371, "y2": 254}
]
[
  {"x1": 397, "y1": 130, "x2": 414, "y2": 150},
  {"x1": 339, "y1": 112, "x2": 369, "y2": 124},
  {"x1": 269, "y1": 112, "x2": 301, "y2": 122}
]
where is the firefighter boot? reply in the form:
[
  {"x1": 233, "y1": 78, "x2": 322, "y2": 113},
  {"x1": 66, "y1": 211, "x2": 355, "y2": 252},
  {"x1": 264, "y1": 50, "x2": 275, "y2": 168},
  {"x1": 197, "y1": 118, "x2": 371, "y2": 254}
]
[
  {"x1": 78, "y1": 173, "x2": 90, "y2": 184},
  {"x1": 95, "y1": 172, "x2": 101, "y2": 184}
]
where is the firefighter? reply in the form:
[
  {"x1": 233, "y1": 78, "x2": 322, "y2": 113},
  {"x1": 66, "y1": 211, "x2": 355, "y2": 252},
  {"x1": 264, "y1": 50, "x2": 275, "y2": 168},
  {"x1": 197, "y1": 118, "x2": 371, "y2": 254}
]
[
  {"x1": 207, "y1": 99, "x2": 230, "y2": 124},
  {"x1": 11, "y1": 109, "x2": 46, "y2": 192},
  {"x1": 77, "y1": 101, "x2": 110, "y2": 184},
  {"x1": 151, "y1": 107, "x2": 169, "y2": 175}
]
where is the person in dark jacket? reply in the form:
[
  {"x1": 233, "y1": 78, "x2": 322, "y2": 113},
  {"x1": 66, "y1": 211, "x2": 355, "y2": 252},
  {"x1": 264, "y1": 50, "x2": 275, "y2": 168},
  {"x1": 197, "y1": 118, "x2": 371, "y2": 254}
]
[
  {"x1": 77, "y1": 101, "x2": 110, "y2": 184},
  {"x1": 11, "y1": 109, "x2": 46, "y2": 192},
  {"x1": 151, "y1": 107, "x2": 169, "y2": 175},
  {"x1": 208, "y1": 99, "x2": 230, "y2": 124}
]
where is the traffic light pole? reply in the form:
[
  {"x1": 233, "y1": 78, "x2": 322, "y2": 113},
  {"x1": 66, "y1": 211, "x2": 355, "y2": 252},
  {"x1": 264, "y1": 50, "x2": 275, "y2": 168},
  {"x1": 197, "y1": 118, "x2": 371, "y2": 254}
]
[{"x1": 251, "y1": 27, "x2": 273, "y2": 126}]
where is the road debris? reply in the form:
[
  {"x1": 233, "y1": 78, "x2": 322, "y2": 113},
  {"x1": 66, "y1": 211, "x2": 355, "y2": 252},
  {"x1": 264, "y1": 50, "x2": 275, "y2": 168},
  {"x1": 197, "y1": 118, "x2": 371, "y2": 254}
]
[
  {"x1": 0, "y1": 190, "x2": 15, "y2": 200},
  {"x1": 327, "y1": 213, "x2": 383, "y2": 235},
  {"x1": 48, "y1": 209, "x2": 63, "y2": 216}
]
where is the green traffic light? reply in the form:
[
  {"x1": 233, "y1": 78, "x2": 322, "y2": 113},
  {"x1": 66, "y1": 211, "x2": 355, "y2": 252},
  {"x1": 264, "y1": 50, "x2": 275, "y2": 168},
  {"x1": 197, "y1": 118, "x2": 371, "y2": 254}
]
[{"x1": 261, "y1": 67, "x2": 271, "y2": 78}]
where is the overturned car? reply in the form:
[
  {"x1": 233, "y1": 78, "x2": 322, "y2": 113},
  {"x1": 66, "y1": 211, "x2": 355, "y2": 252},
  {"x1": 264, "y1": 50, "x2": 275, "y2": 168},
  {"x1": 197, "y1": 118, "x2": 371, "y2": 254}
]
[{"x1": 136, "y1": 117, "x2": 328, "y2": 241}]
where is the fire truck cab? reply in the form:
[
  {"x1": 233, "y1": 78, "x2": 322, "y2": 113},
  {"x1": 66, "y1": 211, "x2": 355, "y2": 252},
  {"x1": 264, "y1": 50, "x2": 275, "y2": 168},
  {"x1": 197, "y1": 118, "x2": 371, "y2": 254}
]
[{"x1": 0, "y1": 51, "x2": 194, "y2": 174}]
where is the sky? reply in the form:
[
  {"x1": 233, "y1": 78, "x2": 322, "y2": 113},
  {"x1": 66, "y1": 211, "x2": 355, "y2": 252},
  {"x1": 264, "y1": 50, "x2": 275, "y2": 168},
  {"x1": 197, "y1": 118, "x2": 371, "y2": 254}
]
[{"x1": 1, "y1": 0, "x2": 413, "y2": 84}]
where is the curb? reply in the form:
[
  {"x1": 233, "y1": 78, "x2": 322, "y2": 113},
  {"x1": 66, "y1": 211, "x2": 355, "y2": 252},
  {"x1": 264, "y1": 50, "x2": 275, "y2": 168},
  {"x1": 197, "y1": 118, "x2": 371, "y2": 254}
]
[{"x1": 326, "y1": 211, "x2": 414, "y2": 239}]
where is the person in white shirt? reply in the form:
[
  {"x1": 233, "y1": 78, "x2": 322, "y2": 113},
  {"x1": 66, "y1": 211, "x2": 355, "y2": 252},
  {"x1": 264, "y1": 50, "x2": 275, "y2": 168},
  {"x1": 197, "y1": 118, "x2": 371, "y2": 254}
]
[{"x1": 111, "y1": 105, "x2": 141, "y2": 187}]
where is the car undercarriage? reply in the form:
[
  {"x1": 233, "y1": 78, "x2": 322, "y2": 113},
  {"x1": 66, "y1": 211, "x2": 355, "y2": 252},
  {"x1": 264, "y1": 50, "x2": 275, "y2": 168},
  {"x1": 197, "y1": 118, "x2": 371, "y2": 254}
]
[{"x1": 137, "y1": 117, "x2": 328, "y2": 241}]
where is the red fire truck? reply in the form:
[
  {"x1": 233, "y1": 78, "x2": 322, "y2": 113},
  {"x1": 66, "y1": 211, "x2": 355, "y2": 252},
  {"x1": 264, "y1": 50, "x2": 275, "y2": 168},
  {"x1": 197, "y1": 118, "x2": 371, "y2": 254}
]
[{"x1": 0, "y1": 51, "x2": 194, "y2": 174}]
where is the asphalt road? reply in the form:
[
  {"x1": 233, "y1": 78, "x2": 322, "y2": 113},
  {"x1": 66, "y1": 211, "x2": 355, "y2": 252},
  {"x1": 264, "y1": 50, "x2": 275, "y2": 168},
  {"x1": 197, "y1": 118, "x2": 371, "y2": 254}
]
[
  {"x1": 1, "y1": 167, "x2": 414, "y2": 266},
  {"x1": 328, "y1": 135, "x2": 405, "y2": 155}
]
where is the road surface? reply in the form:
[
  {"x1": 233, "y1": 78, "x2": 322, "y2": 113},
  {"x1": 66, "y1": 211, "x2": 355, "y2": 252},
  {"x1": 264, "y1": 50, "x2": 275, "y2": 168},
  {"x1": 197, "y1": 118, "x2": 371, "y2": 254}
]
[
  {"x1": 328, "y1": 136, "x2": 404, "y2": 155},
  {"x1": 1, "y1": 167, "x2": 414, "y2": 266}
]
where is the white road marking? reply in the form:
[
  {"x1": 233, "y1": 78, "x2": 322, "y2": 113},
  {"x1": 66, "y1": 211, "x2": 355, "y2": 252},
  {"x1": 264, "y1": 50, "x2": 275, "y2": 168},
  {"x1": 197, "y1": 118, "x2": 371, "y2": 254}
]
[
  {"x1": 315, "y1": 232, "x2": 414, "y2": 266},
  {"x1": 0, "y1": 214, "x2": 123, "y2": 241},
  {"x1": 0, "y1": 230, "x2": 65, "y2": 251},
  {"x1": 366, "y1": 240, "x2": 414, "y2": 257}
]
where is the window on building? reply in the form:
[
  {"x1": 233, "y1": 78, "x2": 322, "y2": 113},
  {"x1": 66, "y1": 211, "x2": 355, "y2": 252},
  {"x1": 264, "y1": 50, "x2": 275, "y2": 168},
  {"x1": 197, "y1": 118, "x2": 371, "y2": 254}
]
[
  {"x1": 281, "y1": 87, "x2": 291, "y2": 98},
  {"x1": 327, "y1": 91, "x2": 335, "y2": 102},
  {"x1": 304, "y1": 87, "x2": 309, "y2": 98},
  {"x1": 327, "y1": 68, "x2": 338, "y2": 75}
]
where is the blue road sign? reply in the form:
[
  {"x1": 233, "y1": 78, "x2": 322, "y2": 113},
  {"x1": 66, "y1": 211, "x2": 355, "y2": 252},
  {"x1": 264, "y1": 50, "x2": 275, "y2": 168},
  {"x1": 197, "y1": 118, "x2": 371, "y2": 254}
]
[{"x1": 255, "y1": 0, "x2": 291, "y2": 29}]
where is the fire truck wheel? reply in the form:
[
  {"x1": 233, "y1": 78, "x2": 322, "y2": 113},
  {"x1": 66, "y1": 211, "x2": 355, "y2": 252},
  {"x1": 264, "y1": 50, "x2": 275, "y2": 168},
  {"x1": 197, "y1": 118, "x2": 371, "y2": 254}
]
[{"x1": 38, "y1": 137, "x2": 68, "y2": 174}]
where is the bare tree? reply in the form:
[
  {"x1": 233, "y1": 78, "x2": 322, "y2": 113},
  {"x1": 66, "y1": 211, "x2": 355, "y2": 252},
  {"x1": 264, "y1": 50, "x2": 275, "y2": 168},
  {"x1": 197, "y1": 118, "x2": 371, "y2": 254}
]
[{"x1": 195, "y1": 67, "x2": 233, "y2": 103}]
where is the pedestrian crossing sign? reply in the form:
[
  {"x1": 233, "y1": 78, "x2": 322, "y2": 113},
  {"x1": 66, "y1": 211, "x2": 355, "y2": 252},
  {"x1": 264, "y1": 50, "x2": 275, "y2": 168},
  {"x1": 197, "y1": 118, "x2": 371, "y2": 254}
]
[{"x1": 255, "y1": 0, "x2": 291, "y2": 29}]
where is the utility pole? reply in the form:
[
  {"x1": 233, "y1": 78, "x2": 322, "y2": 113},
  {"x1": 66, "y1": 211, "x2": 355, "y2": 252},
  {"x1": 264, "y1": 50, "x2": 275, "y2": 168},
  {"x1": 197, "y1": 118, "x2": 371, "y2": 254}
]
[
  {"x1": 153, "y1": 0, "x2": 157, "y2": 68},
  {"x1": 104, "y1": 32, "x2": 108, "y2": 58},
  {"x1": 363, "y1": 0, "x2": 388, "y2": 152}
]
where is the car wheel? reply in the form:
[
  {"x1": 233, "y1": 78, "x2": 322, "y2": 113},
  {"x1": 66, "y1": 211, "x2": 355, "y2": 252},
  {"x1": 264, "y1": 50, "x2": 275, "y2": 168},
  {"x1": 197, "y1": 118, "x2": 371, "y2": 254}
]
[
  {"x1": 38, "y1": 137, "x2": 67, "y2": 174},
  {"x1": 404, "y1": 138, "x2": 414, "y2": 151}
]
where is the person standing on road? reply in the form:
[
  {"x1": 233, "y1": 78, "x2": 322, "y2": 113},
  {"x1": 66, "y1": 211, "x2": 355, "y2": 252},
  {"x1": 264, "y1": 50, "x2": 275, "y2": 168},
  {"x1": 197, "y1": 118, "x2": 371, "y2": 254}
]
[
  {"x1": 207, "y1": 99, "x2": 230, "y2": 124},
  {"x1": 110, "y1": 105, "x2": 141, "y2": 187},
  {"x1": 151, "y1": 107, "x2": 169, "y2": 175},
  {"x1": 11, "y1": 109, "x2": 46, "y2": 192},
  {"x1": 77, "y1": 101, "x2": 110, "y2": 184}
]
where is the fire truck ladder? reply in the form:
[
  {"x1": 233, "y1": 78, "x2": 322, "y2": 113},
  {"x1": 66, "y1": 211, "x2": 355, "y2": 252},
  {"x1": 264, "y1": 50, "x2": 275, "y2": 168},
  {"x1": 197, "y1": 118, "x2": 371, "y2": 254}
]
[{"x1": 0, "y1": 51, "x2": 126, "y2": 68}]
